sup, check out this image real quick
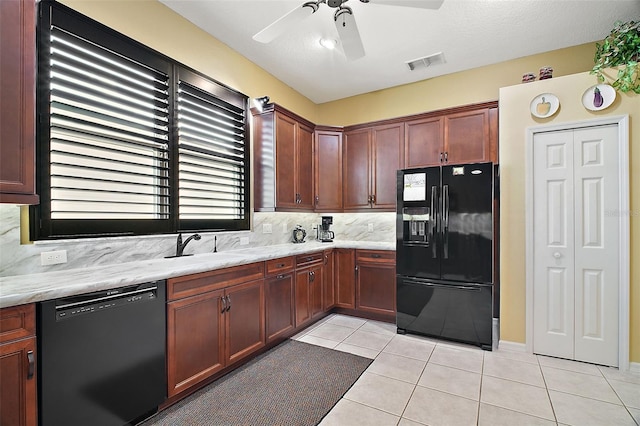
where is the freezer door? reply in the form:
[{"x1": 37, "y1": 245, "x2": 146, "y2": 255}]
[
  {"x1": 440, "y1": 163, "x2": 494, "y2": 283},
  {"x1": 396, "y1": 276, "x2": 493, "y2": 349}
]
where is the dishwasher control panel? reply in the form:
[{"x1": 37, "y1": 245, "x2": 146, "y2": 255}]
[{"x1": 54, "y1": 282, "x2": 160, "y2": 321}]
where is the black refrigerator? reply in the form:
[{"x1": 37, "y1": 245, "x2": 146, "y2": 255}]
[{"x1": 396, "y1": 162, "x2": 497, "y2": 350}]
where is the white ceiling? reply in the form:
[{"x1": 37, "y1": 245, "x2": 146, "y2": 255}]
[{"x1": 159, "y1": 0, "x2": 640, "y2": 104}]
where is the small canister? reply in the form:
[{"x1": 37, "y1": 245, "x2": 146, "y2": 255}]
[{"x1": 522, "y1": 72, "x2": 536, "y2": 83}]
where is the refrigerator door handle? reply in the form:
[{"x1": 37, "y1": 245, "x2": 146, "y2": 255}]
[
  {"x1": 430, "y1": 185, "x2": 438, "y2": 258},
  {"x1": 402, "y1": 278, "x2": 481, "y2": 292},
  {"x1": 443, "y1": 184, "x2": 449, "y2": 259}
]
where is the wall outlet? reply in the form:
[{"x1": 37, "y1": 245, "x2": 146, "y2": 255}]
[
  {"x1": 41, "y1": 250, "x2": 67, "y2": 266},
  {"x1": 368, "y1": 223, "x2": 374, "y2": 232},
  {"x1": 282, "y1": 222, "x2": 288, "y2": 234},
  {"x1": 240, "y1": 236, "x2": 250, "y2": 245},
  {"x1": 262, "y1": 223, "x2": 272, "y2": 234}
]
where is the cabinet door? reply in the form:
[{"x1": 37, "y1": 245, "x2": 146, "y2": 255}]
[
  {"x1": 0, "y1": 0, "x2": 38, "y2": 204},
  {"x1": 323, "y1": 250, "x2": 335, "y2": 310},
  {"x1": 295, "y1": 268, "x2": 311, "y2": 326},
  {"x1": 296, "y1": 123, "x2": 314, "y2": 209},
  {"x1": 310, "y1": 264, "x2": 323, "y2": 319},
  {"x1": 444, "y1": 109, "x2": 490, "y2": 164},
  {"x1": 405, "y1": 117, "x2": 443, "y2": 168},
  {"x1": 167, "y1": 290, "x2": 225, "y2": 397},
  {"x1": 225, "y1": 280, "x2": 265, "y2": 365},
  {"x1": 357, "y1": 262, "x2": 397, "y2": 316},
  {"x1": 334, "y1": 249, "x2": 355, "y2": 308},
  {"x1": 372, "y1": 123, "x2": 404, "y2": 209},
  {"x1": 265, "y1": 273, "x2": 295, "y2": 343},
  {"x1": 314, "y1": 130, "x2": 343, "y2": 211},
  {"x1": 343, "y1": 129, "x2": 371, "y2": 210},
  {"x1": 275, "y1": 112, "x2": 297, "y2": 208},
  {"x1": 0, "y1": 337, "x2": 36, "y2": 426}
]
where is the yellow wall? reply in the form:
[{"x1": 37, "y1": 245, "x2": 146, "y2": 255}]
[
  {"x1": 58, "y1": 0, "x2": 320, "y2": 123},
  {"x1": 317, "y1": 43, "x2": 597, "y2": 126},
  {"x1": 499, "y1": 70, "x2": 639, "y2": 363}
]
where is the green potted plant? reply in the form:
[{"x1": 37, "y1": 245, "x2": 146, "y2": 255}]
[{"x1": 591, "y1": 20, "x2": 640, "y2": 94}]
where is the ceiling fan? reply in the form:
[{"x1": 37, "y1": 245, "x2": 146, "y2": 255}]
[{"x1": 252, "y1": 0, "x2": 444, "y2": 61}]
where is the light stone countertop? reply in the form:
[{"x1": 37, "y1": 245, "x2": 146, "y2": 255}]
[{"x1": 0, "y1": 240, "x2": 394, "y2": 308}]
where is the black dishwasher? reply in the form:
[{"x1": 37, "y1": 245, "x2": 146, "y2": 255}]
[{"x1": 37, "y1": 281, "x2": 166, "y2": 426}]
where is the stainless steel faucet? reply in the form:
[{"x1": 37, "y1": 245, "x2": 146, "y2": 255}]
[{"x1": 175, "y1": 233, "x2": 201, "y2": 256}]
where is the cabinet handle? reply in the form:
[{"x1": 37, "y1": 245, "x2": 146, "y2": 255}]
[
  {"x1": 355, "y1": 265, "x2": 359, "y2": 275},
  {"x1": 276, "y1": 263, "x2": 285, "y2": 268},
  {"x1": 226, "y1": 295, "x2": 231, "y2": 312},
  {"x1": 440, "y1": 152, "x2": 444, "y2": 163},
  {"x1": 221, "y1": 296, "x2": 227, "y2": 313},
  {"x1": 371, "y1": 194, "x2": 376, "y2": 205},
  {"x1": 315, "y1": 195, "x2": 319, "y2": 205},
  {"x1": 372, "y1": 253, "x2": 381, "y2": 258},
  {"x1": 309, "y1": 271, "x2": 314, "y2": 282},
  {"x1": 444, "y1": 152, "x2": 448, "y2": 163},
  {"x1": 276, "y1": 274, "x2": 285, "y2": 280},
  {"x1": 27, "y1": 350, "x2": 34, "y2": 380},
  {"x1": 324, "y1": 254, "x2": 328, "y2": 265}
]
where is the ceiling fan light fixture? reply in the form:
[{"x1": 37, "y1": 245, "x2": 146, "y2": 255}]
[{"x1": 319, "y1": 38, "x2": 338, "y2": 50}]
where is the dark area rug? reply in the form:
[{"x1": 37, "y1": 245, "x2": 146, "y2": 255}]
[{"x1": 139, "y1": 339, "x2": 372, "y2": 426}]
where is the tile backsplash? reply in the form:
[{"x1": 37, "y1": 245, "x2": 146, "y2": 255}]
[{"x1": 0, "y1": 205, "x2": 394, "y2": 277}]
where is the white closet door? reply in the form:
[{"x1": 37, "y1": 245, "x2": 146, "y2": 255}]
[
  {"x1": 533, "y1": 130, "x2": 575, "y2": 360},
  {"x1": 532, "y1": 125, "x2": 619, "y2": 367},
  {"x1": 573, "y1": 125, "x2": 619, "y2": 366}
]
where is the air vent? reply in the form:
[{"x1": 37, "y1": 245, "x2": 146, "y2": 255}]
[{"x1": 406, "y1": 52, "x2": 445, "y2": 71}]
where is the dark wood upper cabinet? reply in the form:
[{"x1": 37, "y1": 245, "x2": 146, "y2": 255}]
[
  {"x1": 343, "y1": 123, "x2": 403, "y2": 211},
  {"x1": 253, "y1": 104, "x2": 315, "y2": 211},
  {"x1": 314, "y1": 128, "x2": 343, "y2": 212},
  {"x1": 405, "y1": 117, "x2": 443, "y2": 168},
  {"x1": 0, "y1": 0, "x2": 38, "y2": 204},
  {"x1": 444, "y1": 108, "x2": 490, "y2": 164},
  {"x1": 404, "y1": 102, "x2": 498, "y2": 168}
]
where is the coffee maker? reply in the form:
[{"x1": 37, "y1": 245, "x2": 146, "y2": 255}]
[{"x1": 318, "y1": 216, "x2": 335, "y2": 242}]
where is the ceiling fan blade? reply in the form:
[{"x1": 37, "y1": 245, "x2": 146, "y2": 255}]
[
  {"x1": 253, "y1": 3, "x2": 317, "y2": 43},
  {"x1": 366, "y1": 0, "x2": 444, "y2": 9},
  {"x1": 335, "y1": 11, "x2": 365, "y2": 61}
]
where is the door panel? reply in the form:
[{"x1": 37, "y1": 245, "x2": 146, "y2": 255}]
[
  {"x1": 573, "y1": 125, "x2": 618, "y2": 366},
  {"x1": 372, "y1": 124, "x2": 404, "y2": 209},
  {"x1": 225, "y1": 280, "x2": 265, "y2": 365},
  {"x1": 296, "y1": 123, "x2": 314, "y2": 209},
  {"x1": 275, "y1": 113, "x2": 297, "y2": 208},
  {"x1": 533, "y1": 131, "x2": 574, "y2": 360},
  {"x1": 343, "y1": 130, "x2": 371, "y2": 209}
]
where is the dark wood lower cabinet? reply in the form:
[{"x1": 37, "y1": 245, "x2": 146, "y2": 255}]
[
  {"x1": 0, "y1": 304, "x2": 37, "y2": 426},
  {"x1": 166, "y1": 268, "x2": 265, "y2": 398},
  {"x1": 265, "y1": 272, "x2": 295, "y2": 343},
  {"x1": 167, "y1": 290, "x2": 225, "y2": 397},
  {"x1": 295, "y1": 263, "x2": 323, "y2": 327},
  {"x1": 356, "y1": 250, "x2": 396, "y2": 317},
  {"x1": 334, "y1": 249, "x2": 356, "y2": 309},
  {"x1": 225, "y1": 279, "x2": 265, "y2": 365}
]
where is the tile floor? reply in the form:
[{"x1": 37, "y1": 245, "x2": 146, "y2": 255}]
[{"x1": 292, "y1": 314, "x2": 640, "y2": 426}]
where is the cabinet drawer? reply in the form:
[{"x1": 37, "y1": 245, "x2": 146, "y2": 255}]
[
  {"x1": 266, "y1": 256, "x2": 295, "y2": 276},
  {"x1": 296, "y1": 252, "x2": 323, "y2": 268},
  {"x1": 168, "y1": 262, "x2": 265, "y2": 301},
  {"x1": 356, "y1": 250, "x2": 395, "y2": 264},
  {"x1": 0, "y1": 304, "x2": 36, "y2": 344}
]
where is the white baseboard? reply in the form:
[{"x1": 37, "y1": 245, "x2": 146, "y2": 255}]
[
  {"x1": 630, "y1": 362, "x2": 640, "y2": 374},
  {"x1": 497, "y1": 340, "x2": 527, "y2": 353}
]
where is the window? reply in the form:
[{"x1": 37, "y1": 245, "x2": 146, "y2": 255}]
[{"x1": 32, "y1": 1, "x2": 250, "y2": 239}]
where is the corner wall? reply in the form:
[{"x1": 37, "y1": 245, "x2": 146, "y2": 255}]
[{"x1": 499, "y1": 71, "x2": 639, "y2": 363}]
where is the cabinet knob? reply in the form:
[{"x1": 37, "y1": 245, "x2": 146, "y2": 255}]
[{"x1": 315, "y1": 195, "x2": 319, "y2": 205}]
